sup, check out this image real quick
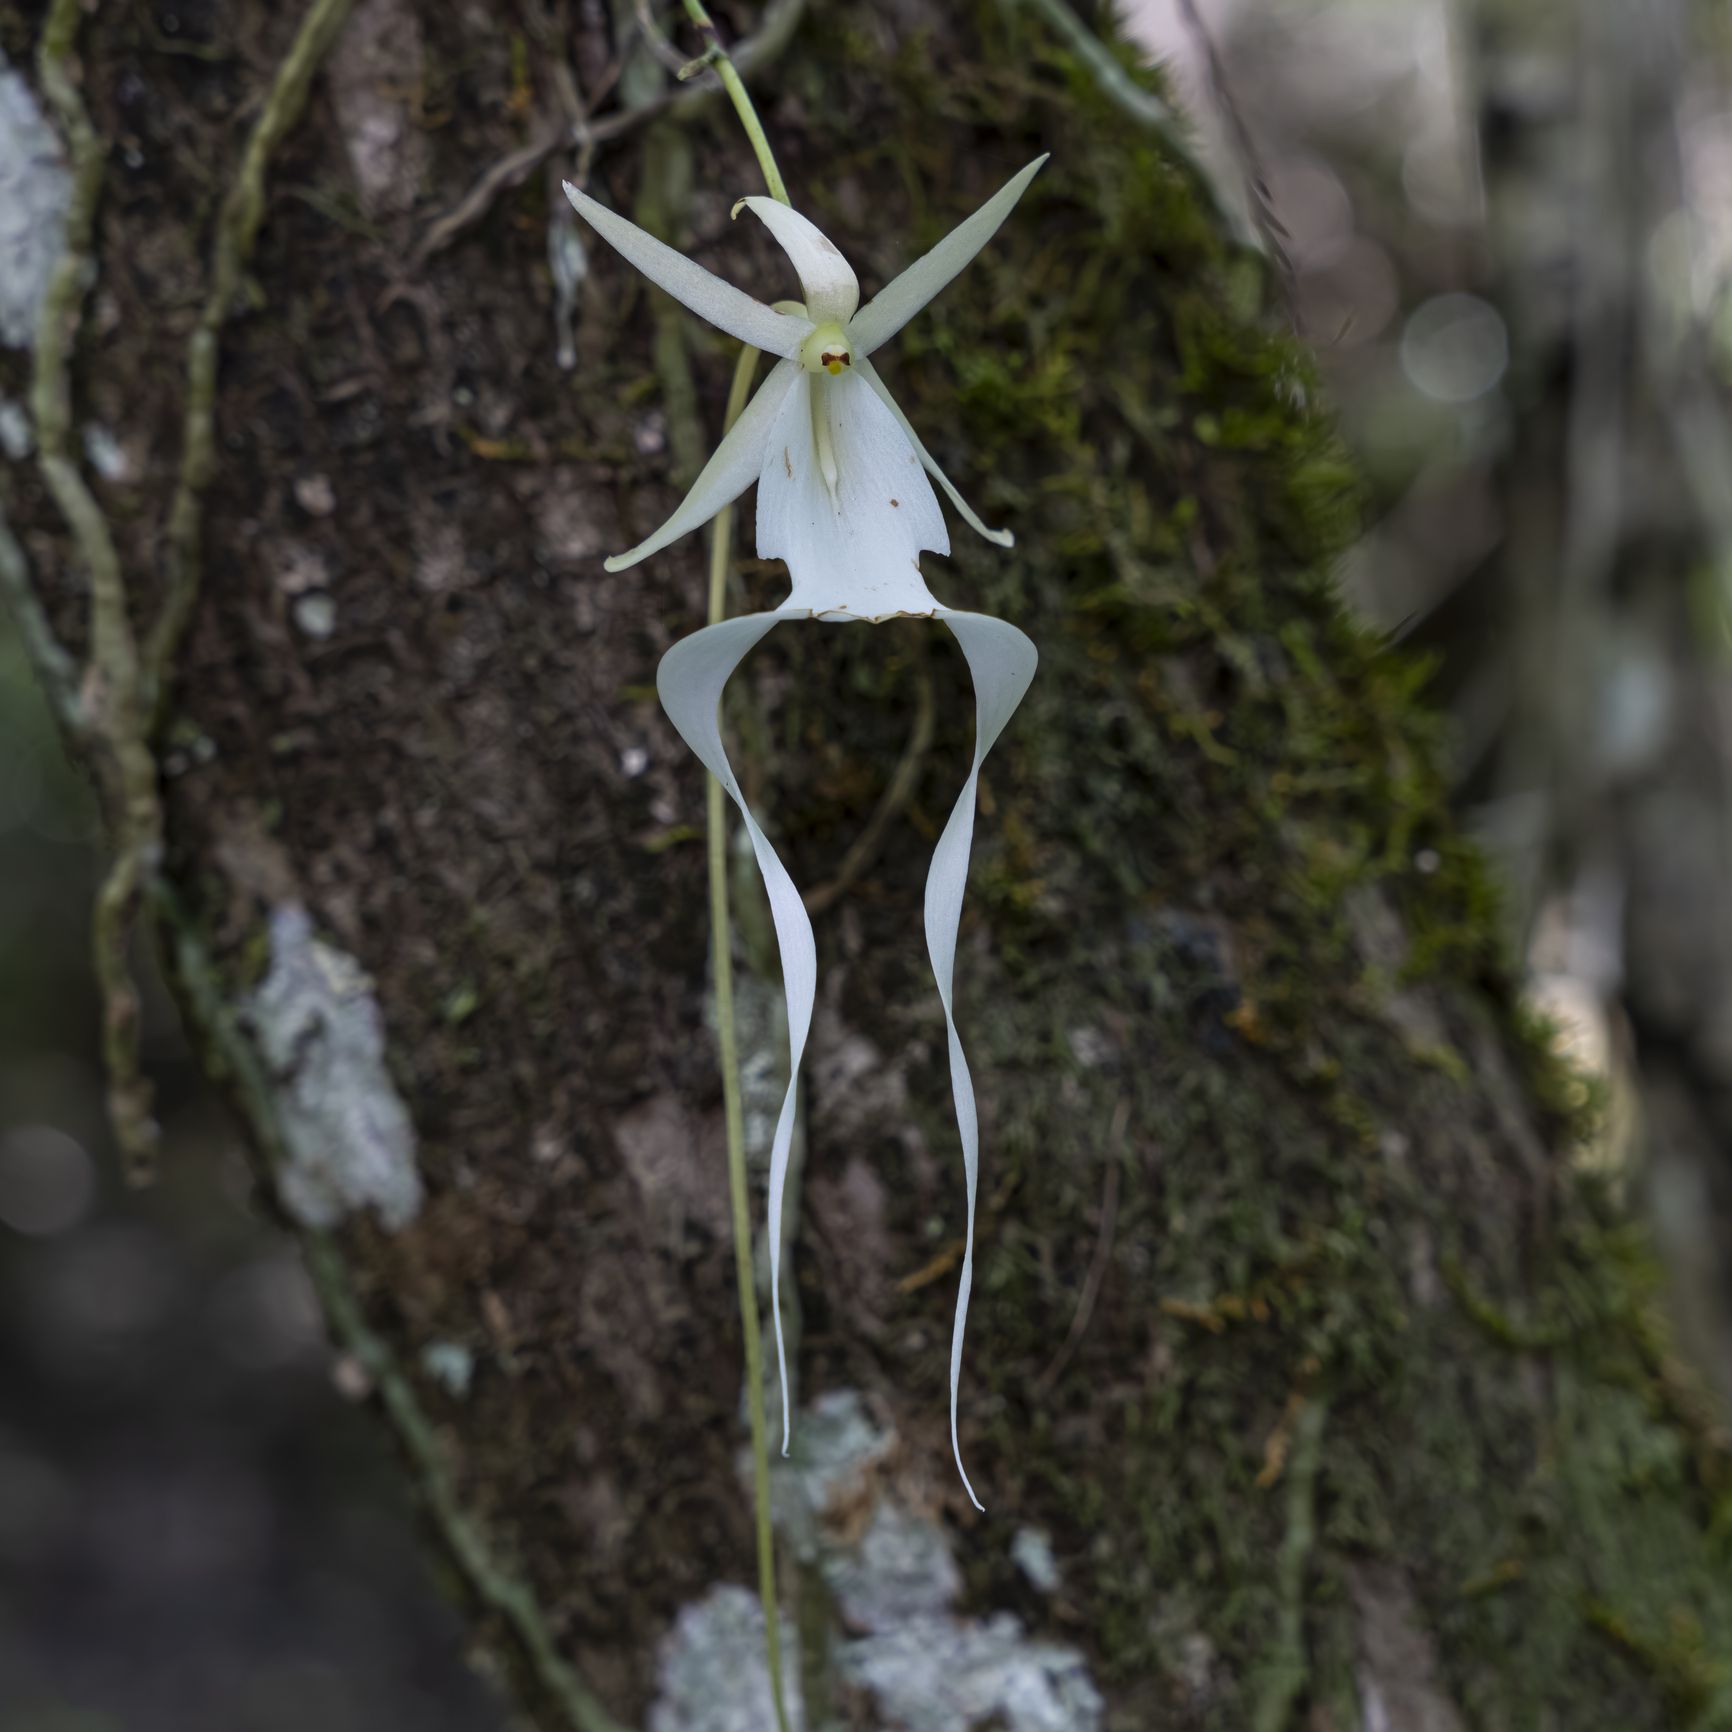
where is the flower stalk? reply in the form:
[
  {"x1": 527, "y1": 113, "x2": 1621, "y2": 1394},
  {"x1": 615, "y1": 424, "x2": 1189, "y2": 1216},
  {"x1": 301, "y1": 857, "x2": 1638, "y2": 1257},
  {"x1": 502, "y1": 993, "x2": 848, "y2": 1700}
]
[
  {"x1": 684, "y1": 25, "x2": 793, "y2": 1727},
  {"x1": 678, "y1": 0, "x2": 791, "y2": 205},
  {"x1": 705, "y1": 343, "x2": 793, "y2": 1732}
]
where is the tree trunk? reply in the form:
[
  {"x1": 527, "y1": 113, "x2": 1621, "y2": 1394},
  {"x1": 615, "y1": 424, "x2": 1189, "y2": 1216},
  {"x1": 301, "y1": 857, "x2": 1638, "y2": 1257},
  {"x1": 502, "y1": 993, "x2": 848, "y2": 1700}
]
[{"x1": 3, "y1": 1, "x2": 1728, "y2": 1728}]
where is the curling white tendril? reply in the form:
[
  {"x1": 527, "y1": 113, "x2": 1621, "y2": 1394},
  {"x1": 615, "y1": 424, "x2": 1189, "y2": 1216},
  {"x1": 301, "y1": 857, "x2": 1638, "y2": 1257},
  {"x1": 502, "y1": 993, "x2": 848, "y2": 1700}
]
[{"x1": 564, "y1": 157, "x2": 1046, "y2": 1510}]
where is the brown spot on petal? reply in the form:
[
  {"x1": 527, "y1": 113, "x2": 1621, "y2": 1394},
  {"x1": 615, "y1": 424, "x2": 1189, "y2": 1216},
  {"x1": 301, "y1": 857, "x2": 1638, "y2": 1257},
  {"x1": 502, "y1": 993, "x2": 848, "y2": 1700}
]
[
  {"x1": 889, "y1": 498, "x2": 899, "y2": 508},
  {"x1": 783, "y1": 446, "x2": 793, "y2": 479}
]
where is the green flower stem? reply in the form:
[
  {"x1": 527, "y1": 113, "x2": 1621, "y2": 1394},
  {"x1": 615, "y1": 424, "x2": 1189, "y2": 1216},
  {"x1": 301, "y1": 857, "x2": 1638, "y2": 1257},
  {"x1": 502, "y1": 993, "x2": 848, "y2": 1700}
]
[
  {"x1": 679, "y1": 0, "x2": 791, "y2": 206},
  {"x1": 684, "y1": 16, "x2": 792, "y2": 1718},
  {"x1": 706, "y1": 338, "x2": 791, "y2": 1732}
]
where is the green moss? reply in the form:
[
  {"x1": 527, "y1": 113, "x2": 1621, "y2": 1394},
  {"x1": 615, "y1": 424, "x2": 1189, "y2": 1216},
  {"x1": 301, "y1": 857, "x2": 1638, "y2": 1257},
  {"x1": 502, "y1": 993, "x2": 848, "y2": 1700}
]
[{"x1": 728, "y1": 6, "x2": 1732, "y2": 1726}]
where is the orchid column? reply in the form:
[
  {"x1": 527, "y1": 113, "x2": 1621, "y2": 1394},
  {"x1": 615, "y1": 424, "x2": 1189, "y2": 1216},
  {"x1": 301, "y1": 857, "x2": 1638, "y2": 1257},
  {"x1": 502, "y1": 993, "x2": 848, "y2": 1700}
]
[{"x1": 565, "y1": 157, "x2": 1045, "y2": 1509}]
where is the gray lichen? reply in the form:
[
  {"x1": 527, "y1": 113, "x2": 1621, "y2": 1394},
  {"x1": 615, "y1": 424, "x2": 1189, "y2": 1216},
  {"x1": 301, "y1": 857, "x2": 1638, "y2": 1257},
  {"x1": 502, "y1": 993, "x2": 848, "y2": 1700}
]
[
  {"x1": 825, "y1": 1502, "x2": 960, "y2": 1632},
  {"x1": 845, "y1": 1613, "x2": 1103, "y2": 1732},
  {"x1": 648, "y1": 1586, "x2": 801, "y2": 1732},
  {"x1": 245, "y1": 904, "x2": 423, "y2": 1231},
  {"x1": 420, "y1": 1340, "x2": 475, "y2": 1398},
  {"x1": 0, "y1": 49, "x2": 71, "y2": 350},
  {"x1": 763, "y1": 1386, "x2": 896, "y2": 1532},
  {"x1": 0, "y1": 395, "x2": 31, "y2": 459},
  {"x1": 1010, "y1": 1526, "x2": 1062, "y2": 1596},
  {"x1": 667, "y1": 1389, "x2": 1102, "y2": 1732},
  {"x1": 326, "y1": 0, "x2": 427, "y2": 216}
]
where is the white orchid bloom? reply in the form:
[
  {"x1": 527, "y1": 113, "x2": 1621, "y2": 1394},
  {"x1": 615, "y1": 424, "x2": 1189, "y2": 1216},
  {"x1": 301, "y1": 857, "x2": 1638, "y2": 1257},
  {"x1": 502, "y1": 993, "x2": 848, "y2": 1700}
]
[
  {"x1": 562, "y1": 157, "x2": 1044, "y2": 593},
  {"x1": 564, "y1": 159, "x2": 1046, "y2": 1510}
]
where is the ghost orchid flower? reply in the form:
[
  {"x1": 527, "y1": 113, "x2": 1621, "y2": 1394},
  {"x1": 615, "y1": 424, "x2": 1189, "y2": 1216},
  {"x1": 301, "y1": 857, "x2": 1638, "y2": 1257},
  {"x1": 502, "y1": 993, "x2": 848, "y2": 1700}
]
[{"x1": 564, "y1": 160, "x2": 1046, "y2": 1510}]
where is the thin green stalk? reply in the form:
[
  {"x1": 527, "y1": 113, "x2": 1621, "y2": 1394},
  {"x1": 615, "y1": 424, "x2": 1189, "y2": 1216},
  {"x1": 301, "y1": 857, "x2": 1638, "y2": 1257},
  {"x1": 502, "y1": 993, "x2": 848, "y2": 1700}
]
[
  {"x1": 707, "y1": 340, "x2": 791, "y2": 1732},
  {"x1": 678, "y1": 0, "x2": 790, "y2": 205},
  {"x1": 684, "y1": 18, "x2": 793, "y2": 1722}
]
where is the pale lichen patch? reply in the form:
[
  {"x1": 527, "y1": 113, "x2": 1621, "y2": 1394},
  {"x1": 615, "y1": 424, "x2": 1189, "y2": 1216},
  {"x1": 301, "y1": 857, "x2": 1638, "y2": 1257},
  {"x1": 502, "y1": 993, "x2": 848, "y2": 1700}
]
[
  {"x1": 677, "y1": 1390, "x2": 1104, "y2": 1732},
  {"x1": 420, "y1": 1340, "x2": 474, "y2": 1398},
  {"x1": 648, "y1": 1588, "x2": 799, "y2": 1732},
  {"x1": 245, "y1": 904, "x2": 423, "y2": 1231},
  {"x1": 327, "y1": 0, "x2": 427, "y2": 216},
  {"x1": 0, "y1": 49, "x2": 72, "y2": 350}
]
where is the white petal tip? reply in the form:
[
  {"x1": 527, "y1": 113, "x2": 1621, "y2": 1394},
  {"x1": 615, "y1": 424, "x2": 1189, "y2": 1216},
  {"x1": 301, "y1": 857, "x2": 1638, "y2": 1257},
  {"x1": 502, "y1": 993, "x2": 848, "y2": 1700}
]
[
  {"x1": 601, "y1": 553, "x2": 630, "y2": 572},
  {"x1": 730, "y1": 197, "x2": 747, "y2": 220},
  {"x1": 561, "y1": 180, "x2": 580, "y2": 206},
  {"x1": 987, "y1": 528, "x2": 1015, "y2": 548}
]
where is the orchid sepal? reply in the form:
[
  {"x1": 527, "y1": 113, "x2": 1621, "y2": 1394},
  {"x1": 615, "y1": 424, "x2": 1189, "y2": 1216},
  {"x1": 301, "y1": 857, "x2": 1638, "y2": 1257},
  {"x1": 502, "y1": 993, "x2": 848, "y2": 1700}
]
[{"x1": 561, "y1": 181, "x2": 813, "y2": 358}]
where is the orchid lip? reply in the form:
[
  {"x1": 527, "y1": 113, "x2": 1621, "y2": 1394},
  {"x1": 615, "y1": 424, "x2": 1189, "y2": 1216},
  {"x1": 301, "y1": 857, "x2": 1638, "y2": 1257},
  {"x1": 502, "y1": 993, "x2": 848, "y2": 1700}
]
[{"x1": 799, "y1": 319, "x2": 854, "y2": 376}]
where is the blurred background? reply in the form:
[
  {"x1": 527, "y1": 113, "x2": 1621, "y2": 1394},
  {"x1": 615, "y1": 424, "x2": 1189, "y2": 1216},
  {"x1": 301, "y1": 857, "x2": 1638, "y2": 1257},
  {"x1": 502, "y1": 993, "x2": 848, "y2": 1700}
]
[
  {"x1": 1131, "y1": 0, "x2": 1732, "y2": 1403},
  {"x1": 0, "y1": 634, "x2": 507, "y2": 1726},
  {"x1": 3, "y1": 0, "x2": 1732, "y2": 1723}
]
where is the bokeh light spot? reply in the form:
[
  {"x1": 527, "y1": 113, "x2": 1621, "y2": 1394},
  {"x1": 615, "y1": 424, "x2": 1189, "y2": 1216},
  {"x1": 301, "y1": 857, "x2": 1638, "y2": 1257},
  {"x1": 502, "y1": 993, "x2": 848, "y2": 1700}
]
[
  {"x1": 1399, "y1": 293, "x2": 1509, "y2": 403},
  {"x1": 0, "y1": 1124, "x2": 96, "y2": 1237}
]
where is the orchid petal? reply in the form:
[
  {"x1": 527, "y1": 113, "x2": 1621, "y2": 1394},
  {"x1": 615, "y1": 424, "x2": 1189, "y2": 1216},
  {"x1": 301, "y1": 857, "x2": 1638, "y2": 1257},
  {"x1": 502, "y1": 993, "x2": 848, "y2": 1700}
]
[
  {"x1": 857, "y1": 358, "x2": 1014, "y2": 548},
  {"x1": 847, "y1": 156, "x2": 1048, "y2": 357},
  {"x1": 656, "y1": 601, "x2": 1037, "y2": 1508},
  {"x1": 656, "y1": 612, "x2": 812, "y2": 1454},
  {"x1": 605, "y1": 361, "x2": 799, "y2": 572},
  {"x1": 923, "y1": 610, "x2": 1038, "y2": 1510},
  {"x1": 734, "y1": 197, "x2": 860, "y2": 325},
  {"x1": 562, "y1": 181, "x2": 814, "y2": 358},
  {"x1": 757, "y1": 370, "x2": 947, "y2": 618}
]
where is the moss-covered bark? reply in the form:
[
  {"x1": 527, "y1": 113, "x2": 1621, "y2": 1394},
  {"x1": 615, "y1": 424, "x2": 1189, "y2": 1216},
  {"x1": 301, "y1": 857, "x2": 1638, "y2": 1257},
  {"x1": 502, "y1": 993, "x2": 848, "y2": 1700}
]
[{"x1": 4, "y1": 0, "x2": 1729, "y2": 1725}]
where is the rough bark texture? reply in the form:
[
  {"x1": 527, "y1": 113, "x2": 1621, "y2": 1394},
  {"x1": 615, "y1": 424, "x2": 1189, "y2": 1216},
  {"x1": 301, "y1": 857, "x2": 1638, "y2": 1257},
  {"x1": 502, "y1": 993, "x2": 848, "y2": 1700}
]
[{"x1": 3, "y1": 1, "x2": 1730, "y2": 1728}]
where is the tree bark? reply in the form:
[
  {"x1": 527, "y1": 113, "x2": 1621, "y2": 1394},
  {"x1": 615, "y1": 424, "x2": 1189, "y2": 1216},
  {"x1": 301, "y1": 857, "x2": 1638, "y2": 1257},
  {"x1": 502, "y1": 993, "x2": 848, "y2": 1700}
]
[{"x1": 3, "y1": 1, "x2": 1728, "y2": 1728}]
